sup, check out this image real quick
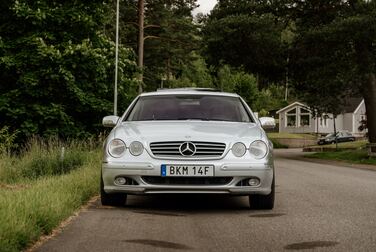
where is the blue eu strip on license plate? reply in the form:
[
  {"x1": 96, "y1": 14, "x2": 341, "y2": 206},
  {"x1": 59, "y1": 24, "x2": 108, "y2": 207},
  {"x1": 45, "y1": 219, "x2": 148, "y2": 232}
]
[{"x1": 161, "y1": 164, "x2": 167, "y2": 177}]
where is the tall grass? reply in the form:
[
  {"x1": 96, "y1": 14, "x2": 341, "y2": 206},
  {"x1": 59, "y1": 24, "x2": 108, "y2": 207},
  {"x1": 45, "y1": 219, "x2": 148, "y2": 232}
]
[
  {"x1": 0, "y1": 126, "x2": 18, "y2": 156},
  {"x1": 0, "y1": 137, "x2": 98, "y2": 183},
  {"x1": 0, "y1": 137, "x2": 101, "y2": 251}
]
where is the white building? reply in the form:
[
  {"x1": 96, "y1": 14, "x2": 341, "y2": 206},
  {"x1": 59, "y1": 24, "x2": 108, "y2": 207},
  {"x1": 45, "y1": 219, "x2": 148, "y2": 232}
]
[{"x1": 276, "y1": 98, "x2": 366, "y2": 136}]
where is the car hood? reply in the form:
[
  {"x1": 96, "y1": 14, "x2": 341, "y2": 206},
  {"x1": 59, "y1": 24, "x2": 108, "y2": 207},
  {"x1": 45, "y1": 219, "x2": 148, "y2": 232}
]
[{"x1": 113, "y1": 121, "x2": 263, "y2": 144}]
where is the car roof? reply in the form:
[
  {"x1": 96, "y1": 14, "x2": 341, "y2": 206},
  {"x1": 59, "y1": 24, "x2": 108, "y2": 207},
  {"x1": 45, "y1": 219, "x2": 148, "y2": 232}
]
[{"x1": 140, "y1": 88, "x2": 239, "y2": 98}]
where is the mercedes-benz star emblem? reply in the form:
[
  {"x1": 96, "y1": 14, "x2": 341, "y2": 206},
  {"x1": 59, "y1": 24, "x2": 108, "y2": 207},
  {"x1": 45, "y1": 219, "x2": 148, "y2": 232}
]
[{"x1": 179, "y1": 142, "x2": 196, "y2": 156}]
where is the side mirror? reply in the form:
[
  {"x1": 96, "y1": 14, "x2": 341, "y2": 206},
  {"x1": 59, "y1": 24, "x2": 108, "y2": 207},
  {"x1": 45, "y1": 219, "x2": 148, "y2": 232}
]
[
  {"x1": 102, "y1": 115, "x2": 119, "y2": 128},
  {"x1": 259, "y1": 117, "x2": 276, "y2": 129}
]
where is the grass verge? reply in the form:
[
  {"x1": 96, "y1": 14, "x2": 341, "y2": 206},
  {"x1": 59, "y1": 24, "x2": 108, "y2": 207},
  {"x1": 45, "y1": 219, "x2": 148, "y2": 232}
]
[
  {"x1": 308, "y1": 140, "x2": 368, "y2": 150},
  {"x1": 306, "y1": 149, "x2": 376, "y2": 166},
  {"x1": 268, "y1": 133, "x2": 317, "y2": 148},
  {"x1": 270, "y1": 138, "x2": 288, "y2": 149},
  {"x1": 0, "y1": 141, "x2": 101, "y2": 252},
  {"x1": 0, "y1": 138, "x2": 95, "y2": 184},
  {"x1": 267, "y1": 133, "x2": 317, "y2": 140}
]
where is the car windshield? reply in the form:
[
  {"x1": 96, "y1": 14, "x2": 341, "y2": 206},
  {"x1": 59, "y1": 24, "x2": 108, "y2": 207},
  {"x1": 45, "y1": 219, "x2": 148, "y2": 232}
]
[
  {"x1": 126, "y1": 95, "x2": 254, "y2": 122},
  {"x1": 325, "y1": 133, "x2": 335, "y2": 138}
]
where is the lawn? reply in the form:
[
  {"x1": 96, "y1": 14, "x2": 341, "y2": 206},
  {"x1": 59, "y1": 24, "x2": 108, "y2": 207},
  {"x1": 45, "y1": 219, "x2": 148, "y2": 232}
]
[
  {"x1": 308, "y1": 140, "x2": 368, "y2": 150},
  {"x1": 267, "y1": 133, "x2": 317, "y2": 149},
  {"x1": 306, "y1": 149, "x2": 376, "y2": 166},
  {"x1": 0, "y1": 139, "x2": 101, "y2": 252},
  {"x1": 267, "y1": 133, "x2": 317, "y2": 140}
]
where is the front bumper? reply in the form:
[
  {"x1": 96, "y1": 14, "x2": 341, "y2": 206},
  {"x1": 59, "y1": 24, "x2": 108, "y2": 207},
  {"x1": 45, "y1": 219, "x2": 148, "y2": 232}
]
[{"x1": 102, "y1": 161, "x2": 274, "y2": 195}]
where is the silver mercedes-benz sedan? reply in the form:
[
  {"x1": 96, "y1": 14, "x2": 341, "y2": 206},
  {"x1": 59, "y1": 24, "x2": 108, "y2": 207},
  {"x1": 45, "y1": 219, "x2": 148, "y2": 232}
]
[{"x1": 101, "y1": 88, "x2": 276, "y2": 209}]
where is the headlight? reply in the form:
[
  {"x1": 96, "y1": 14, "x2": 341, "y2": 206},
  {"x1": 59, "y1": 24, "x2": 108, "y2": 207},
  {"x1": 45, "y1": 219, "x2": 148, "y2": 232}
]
[
  {"x1": 129, "y1": 141, "x2": 144, "y2": 156},
  {"x1": 108, "y1": 139, "x2": 126, "y2": 158},
  {"x1": 232, "y1": 142, "x2": 246, "y2": 157},
  {"x1": 249, "y1": 140, "x2": 268, "y2": 159}
]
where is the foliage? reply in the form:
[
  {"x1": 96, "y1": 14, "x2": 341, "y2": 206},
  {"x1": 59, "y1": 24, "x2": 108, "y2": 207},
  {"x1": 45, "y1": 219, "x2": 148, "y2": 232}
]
[
  {"x1": 168, "y1": 54, "x2": 214, "y2": 88},
  {"x1": 0, "y1": 149, "x2": 101, "y2": 252},
  {"x1": 288, "y1": 0, "x2": 376, "y2": 147},
  {"x1": 216, "y1": 65, "x2": 258, "y2": 107},
  {"x1": 111, "y1": 0, "x2": 200, "y2": 90},
  {"x1": 0, "y1": 137, "x2": 97, "y2": 183},
  {"x1": 0, "y1": 126, "x2": 18, "y2": 156},
  {"x1": 0, "y1": 0, "x2": 138, "y2": 140},
  {"x1": 200, "y1": 0, "x2": 292, "y2": 113},
  {"x1": 214, "y1": 65, "x2": 287, "y2": 112},
  {"x1": 201, "y1": 0, "x2": 287, "y2": 88},
  {"x1": 253, "y1": 85, "x2": 289, "y2": 113}
]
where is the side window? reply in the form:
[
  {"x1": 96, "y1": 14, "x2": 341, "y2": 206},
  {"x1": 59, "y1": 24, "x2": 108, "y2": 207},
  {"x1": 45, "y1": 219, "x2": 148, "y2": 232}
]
[
  {"x1": 286, "y1": 108, "x2": 297, "y2": 127},
  {"x1": 321, "y1": 115, "x2": 328, "y2": 127},
  {"x1": 300, "y1": 108, "x2": 311, "y2": 126},
  {"x1": 320, "y1": 117, "x2": 328, "y2": 127}
]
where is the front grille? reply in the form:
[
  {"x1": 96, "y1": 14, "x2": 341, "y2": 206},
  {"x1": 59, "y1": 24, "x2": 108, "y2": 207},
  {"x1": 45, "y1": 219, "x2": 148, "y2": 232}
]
[
  {"x1": 142, "y1": 176, "x2": 232, "y2": 186},
  {"x1": 149, "y1": 141, "x2": 226, "y2": 157}
]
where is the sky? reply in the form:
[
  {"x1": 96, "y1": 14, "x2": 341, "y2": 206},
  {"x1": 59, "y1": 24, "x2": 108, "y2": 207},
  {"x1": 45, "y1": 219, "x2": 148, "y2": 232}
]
[{"x1": 193, "y1": 0, "x2": 218, "y2": 15}]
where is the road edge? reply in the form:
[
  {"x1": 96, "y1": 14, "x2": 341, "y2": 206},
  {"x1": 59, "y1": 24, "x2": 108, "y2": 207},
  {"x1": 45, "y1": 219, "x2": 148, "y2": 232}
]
[{"x1": 25, "y1": 196, "x2": 100, "y2": 252}]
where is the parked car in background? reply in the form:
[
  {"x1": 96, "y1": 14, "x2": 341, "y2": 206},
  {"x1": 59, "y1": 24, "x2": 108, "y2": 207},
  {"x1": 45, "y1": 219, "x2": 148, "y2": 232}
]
[
  {"x1": 317, "y1": 131, "x2": 356, "y2": 145},
  {"x1": 101, "y1": 88, "x2": 276, "y2": 209}
]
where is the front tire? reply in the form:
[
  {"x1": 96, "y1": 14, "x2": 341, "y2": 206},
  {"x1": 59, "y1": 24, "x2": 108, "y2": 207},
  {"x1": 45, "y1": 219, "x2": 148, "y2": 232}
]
[
  {"x1": 100, "y1": 175, "x2": 127, "y2": 206},
  {"x1": 249, "y1": 177, "x2": 275, "y2": 210}
]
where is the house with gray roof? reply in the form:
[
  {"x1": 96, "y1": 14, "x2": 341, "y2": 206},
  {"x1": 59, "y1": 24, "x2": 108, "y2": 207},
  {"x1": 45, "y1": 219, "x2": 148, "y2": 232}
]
[{"x1": 276, "y1": 98, "x2": 366, "y2": 136}]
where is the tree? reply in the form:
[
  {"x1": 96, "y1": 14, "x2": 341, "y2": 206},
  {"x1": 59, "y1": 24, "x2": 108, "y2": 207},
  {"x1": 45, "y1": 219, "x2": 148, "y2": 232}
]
[
  {"x1": 168, "y1": 54, "x2": 214, "y2": 88},
  {"x1": 112, "y1": 0, "x2": 200, "y2": 91},
  {"x1": 216, "y1": 65, "x2": 259, "y2": 107},
  {"x1": 202, "y1": 0, "x2": 287, "y2": 88},
  {"x1": 253, "y1": 85, "x2": 289, "y2": 113},
  {"x1": 289, "y1": 0, "x2": 376, "y2": 152},
  {"x1": 0, "y1": 0, "x2": 138, "y2": 139}
]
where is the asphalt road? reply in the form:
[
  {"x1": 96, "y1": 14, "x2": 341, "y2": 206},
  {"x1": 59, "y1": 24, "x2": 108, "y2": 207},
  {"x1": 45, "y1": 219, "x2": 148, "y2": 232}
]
[{"x1": 35, "y1": 149, "x2": 376, "y2": 252}]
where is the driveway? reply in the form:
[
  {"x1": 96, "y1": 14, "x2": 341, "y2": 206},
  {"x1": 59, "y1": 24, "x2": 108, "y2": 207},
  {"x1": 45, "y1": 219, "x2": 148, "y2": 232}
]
[{"x1": 34, "y1": 149, "x2": 376, "y2": 251}]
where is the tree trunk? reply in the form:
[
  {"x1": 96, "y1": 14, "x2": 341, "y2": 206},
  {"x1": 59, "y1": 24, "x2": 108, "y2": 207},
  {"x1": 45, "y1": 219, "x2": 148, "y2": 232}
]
[
  {"x1": 137, "y1": 0, "x2": 144, "y2": 94},
  {"x1": 333, "y1": 114, "x2": 338, "y2": 151},
  {"x1": 362, "y1": 73, "x2": 376, "y2": 153},
  {"x1": 355, "y1": 39, "x2": 376, "y2": 153},
  {"x1": 166, "y1": 57, "x2": 171, "y2": 83}
]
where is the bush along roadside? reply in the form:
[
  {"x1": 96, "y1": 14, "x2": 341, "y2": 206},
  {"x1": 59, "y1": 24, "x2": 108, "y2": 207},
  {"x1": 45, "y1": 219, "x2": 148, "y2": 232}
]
[{"x1": 0, "y1": 139, "x2": 101, "y2": 252}]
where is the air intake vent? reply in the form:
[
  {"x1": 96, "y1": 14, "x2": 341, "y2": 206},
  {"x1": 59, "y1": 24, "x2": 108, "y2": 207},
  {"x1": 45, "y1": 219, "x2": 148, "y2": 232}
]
[{"x1": 142, "y1": 176, "x2": 232, "y2": 186}]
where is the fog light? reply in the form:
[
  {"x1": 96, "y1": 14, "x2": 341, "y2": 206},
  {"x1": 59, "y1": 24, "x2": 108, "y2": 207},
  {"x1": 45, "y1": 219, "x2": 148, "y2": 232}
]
[
  {"x1": 248, "y1": 178, "x2": 260, "y2": 186},
  {"x1": 115, "y1": 177, "x2": 127, "y2": 185}
]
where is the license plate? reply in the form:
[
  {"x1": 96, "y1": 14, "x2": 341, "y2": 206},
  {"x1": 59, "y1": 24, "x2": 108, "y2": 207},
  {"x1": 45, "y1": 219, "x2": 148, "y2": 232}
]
[{"x1": 161, "y1": 165, "x2": 214, "y2": 177}]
